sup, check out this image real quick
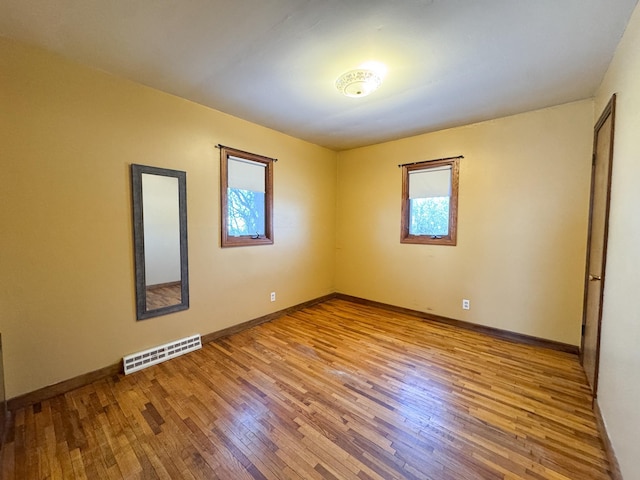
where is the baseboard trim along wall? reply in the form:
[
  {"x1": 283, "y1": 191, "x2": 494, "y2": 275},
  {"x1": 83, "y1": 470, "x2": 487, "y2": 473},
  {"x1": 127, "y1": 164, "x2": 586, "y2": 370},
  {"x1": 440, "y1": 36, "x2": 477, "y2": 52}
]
[
  {"x1": 594, "y1": 398, "x2": 623, "y2": 480},
  {"x1": 200, "y1": 293, "x2": 335, "y2": 345},
  {"x1": 334, "y1": 294, "x2": 580, "y2": 355},
  {"x1": 7, "y1": 362, "x2": 122, "y2": 413},
  {"x1": 8, "y1": 291, "x2": 580, "y2": 412},
  {"x1": 6, "y1": 293, "x2": 336, "y2": 412}
]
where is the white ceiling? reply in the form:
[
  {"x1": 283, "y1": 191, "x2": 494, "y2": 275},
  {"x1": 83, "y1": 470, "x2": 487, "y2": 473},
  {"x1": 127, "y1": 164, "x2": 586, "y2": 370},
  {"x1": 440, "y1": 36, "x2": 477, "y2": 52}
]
[{"x1": 1, "y1": 0, "x2": 637, "y2": 150}]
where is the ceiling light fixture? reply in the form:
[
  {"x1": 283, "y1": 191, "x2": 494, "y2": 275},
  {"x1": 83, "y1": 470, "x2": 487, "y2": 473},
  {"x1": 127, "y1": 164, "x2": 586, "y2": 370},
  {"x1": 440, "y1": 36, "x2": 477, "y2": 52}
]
[{"x1": 335, "y1": 68, "x2": 384, "y2": 98}]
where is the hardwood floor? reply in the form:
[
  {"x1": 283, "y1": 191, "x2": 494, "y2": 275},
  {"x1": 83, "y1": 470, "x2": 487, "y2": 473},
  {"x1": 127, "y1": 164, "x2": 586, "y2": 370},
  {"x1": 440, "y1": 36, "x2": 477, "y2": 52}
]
[
  {"x1": 1, "y1": 299, "x2": 612, "y2": 479},
  {"x1": 145, "y1": 283, "x2": 182, "y2": 310}
]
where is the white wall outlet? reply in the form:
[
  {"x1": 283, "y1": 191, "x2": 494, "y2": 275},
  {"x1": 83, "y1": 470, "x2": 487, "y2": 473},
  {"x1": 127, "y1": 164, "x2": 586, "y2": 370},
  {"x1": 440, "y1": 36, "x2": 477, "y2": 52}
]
[
  {"x1": 270, "y1": 292, "x2": 276, "y2": 302},
  {"x1": 462, "y1": 299, "x2": 470, "y2": 310}
]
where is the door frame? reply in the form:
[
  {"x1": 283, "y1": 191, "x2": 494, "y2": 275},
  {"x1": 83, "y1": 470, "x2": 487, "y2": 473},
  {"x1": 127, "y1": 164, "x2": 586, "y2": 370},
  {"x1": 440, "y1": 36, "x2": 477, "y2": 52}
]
[{"x1": 580, "y1": 94, "x2": 616, "y2": 396}]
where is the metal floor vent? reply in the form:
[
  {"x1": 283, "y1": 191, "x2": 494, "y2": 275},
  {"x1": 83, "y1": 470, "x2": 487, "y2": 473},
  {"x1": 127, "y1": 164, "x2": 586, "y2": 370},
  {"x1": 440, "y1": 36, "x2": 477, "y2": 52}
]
[{"x1": 123, "y1": 334, "x2": 202, "y2": 375}]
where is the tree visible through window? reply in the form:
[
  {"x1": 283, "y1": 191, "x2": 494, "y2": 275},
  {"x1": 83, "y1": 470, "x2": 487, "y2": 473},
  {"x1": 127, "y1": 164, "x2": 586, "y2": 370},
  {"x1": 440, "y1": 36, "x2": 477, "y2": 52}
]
[
  {"x1": 227, "y1": 188, "x2": 265, "y2": 237},
  {"x1": 401, "y1": 157, "x2": 460, "y2": 246},
  {"x1": 410, "y1": 197, "x2": 450, "y2": 236},
  {"x1": 220, "y1": 146, "x2": 274, "y2": 247}
]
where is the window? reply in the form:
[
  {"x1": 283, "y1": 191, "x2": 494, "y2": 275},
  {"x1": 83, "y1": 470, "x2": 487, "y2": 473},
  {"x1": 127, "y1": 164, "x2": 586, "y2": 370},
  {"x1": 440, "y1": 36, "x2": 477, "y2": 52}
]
[
  {"x1": 401, "y1": 157, "x2": 460, "y2": 246},
  {"x1": 220, "y1": 146, "x2": 274, "y2": 247}
]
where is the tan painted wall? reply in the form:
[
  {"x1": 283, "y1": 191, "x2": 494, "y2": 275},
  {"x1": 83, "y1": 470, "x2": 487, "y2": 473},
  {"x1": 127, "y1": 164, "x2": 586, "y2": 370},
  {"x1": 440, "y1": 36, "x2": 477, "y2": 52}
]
[
  {"x1": 0, "y1": 37, "x2": 337, "y2": 399},
  {"x1": 593, "y1": 2, "x2": 640, "y2": 478},
  {"x1": 336, "y1": 100, "x2": 593, "y2": 346},
  {"x1": 0, "y1": 34, "x2": 602, "y2": 409}
]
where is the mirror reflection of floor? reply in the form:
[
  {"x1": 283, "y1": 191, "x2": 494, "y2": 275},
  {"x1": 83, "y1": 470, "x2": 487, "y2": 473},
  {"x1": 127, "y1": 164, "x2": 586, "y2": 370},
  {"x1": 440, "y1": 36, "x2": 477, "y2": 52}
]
[{"x1": 146, "y1": 282, "x2": 181, "y2": 310}]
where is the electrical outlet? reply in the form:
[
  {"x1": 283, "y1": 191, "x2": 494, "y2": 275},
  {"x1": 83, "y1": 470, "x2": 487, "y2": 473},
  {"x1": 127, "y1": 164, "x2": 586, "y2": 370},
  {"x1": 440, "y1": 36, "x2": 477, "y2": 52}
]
[
  {"x1": 462, "y1": 299, "x2": 470, "y2": 310},
  {"x1": 270, "y1": 292, "x2": 276, "y2": 302}
]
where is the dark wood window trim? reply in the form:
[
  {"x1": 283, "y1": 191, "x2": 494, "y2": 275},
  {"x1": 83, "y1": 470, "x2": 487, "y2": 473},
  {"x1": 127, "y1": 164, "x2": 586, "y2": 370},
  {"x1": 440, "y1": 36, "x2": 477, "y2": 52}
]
[
  {"x1": 220, "y1": 146, "x2": 274, "y2": 247},
  {"x1": 401, "y1": 157, "x2": 460, "y2": 246}
]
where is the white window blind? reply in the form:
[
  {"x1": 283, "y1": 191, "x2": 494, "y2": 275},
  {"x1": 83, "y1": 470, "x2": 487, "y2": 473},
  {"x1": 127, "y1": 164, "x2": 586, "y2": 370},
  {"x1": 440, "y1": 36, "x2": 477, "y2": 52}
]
[
  {"x1": 409, "y1": 166, "x2": 451, "y2": 199},
  {"x1": 228, "y1": 156, "x2": 266, "y2": 193}
]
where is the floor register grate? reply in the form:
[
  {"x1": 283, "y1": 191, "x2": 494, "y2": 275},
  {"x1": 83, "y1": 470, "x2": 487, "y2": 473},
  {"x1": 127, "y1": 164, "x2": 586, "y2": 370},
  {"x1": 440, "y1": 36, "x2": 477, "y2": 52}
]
[{"x1": 123, "y1": 334, "x2": 202, "y2": 375}]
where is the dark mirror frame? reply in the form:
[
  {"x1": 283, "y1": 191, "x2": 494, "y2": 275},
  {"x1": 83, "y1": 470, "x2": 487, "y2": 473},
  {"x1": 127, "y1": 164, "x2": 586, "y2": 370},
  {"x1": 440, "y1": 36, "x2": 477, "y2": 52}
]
[{"x1": 131, "y1": 164, "x2": 189, "y2": 320}]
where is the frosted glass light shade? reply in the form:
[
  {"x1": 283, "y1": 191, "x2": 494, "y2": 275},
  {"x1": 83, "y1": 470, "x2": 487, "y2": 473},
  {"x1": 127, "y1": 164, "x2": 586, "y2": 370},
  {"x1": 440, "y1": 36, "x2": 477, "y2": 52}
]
[{"x1": 335, "y1": 69, "x2": 383, "y2": 98}]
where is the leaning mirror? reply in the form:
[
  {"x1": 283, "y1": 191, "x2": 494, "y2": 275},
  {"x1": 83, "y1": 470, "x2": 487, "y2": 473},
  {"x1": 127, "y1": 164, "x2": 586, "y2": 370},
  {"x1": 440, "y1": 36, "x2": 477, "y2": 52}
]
[{"x1": 131, "y1": 164, "x2": 189, "y2": 320}]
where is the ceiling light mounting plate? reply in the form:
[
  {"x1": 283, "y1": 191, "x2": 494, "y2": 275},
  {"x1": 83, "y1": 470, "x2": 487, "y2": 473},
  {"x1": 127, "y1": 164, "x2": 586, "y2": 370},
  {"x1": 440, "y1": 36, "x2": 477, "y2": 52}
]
[{"x1": 336, "y1": 69, "x2": 383, "y2": 98}]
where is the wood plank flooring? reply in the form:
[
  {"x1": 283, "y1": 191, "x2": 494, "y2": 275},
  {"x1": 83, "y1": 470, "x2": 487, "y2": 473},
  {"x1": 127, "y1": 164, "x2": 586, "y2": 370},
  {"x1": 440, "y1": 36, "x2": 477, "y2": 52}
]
[
  {"x1": 146, "y1": 283, "x2": 182, "y2": 310},
  {"x1": 1, "y1": 299, "x2": 613, "y2": 479}
]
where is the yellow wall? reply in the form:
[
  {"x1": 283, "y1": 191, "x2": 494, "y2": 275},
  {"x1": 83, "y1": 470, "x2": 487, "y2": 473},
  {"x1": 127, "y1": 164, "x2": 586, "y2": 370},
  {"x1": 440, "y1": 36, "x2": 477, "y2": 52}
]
[
  {"x1": 336, "y1": 100, "x2": 593, "y2": 345},
  {"x1": 593, "y1": 2, "x2": 640, "y2": 478},
  {"x1": 3, "y1": 11, "x2": 637, "y2": 472},
  {"x1": 0, "y1": 34, "x2": 598, "y2": 405},
  {"x1": 0, "y1": 37, "x2": 337, "y2": 399}
]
